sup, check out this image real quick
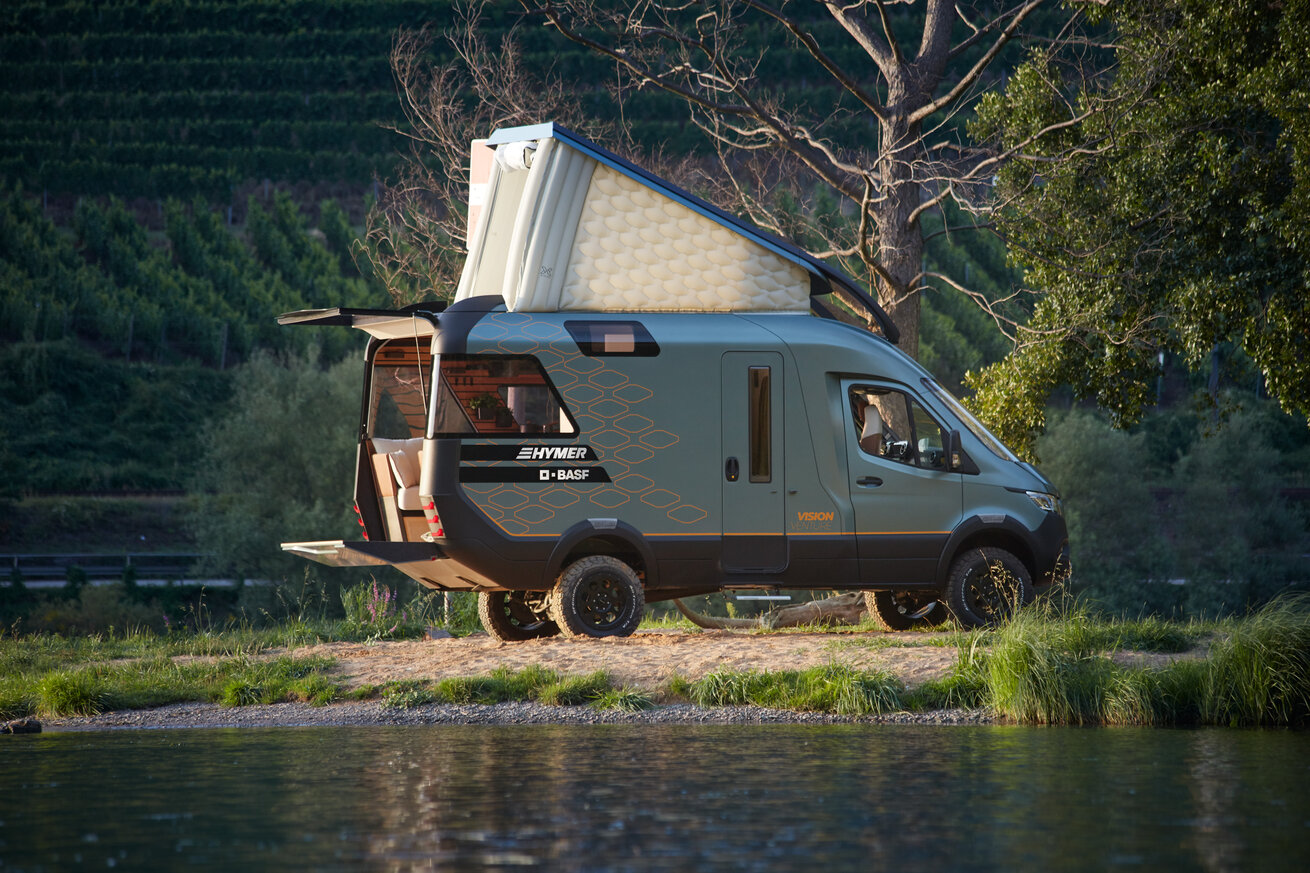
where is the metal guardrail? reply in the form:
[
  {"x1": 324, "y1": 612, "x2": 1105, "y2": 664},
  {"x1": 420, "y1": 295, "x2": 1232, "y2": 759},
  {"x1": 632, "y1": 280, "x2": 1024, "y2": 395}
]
[{"x1": 1, "y1": 554, "x2": 206, "y2": 583}]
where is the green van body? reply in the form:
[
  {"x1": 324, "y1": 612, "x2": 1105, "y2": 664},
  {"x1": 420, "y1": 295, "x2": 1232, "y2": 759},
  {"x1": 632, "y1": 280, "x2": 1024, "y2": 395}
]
[
  {"x1": 280, "y1": 123, "x2": 1067, "y2": 636},
  {"x1": 281, "y1": 299, "x2": 1068, "y2": 625}
]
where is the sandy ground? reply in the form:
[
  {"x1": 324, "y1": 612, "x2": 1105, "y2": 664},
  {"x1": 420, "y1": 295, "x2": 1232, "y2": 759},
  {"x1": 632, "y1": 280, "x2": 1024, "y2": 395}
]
[{"x1": 294, "y1": 628, "x2": 961, "y2": 692}]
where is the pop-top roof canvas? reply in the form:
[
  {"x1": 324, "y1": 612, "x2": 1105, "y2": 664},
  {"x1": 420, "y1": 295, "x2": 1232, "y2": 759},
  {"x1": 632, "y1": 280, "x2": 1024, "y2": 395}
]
[{"x1": 454, "y1": 123, "x2": 811, "y2": 314}]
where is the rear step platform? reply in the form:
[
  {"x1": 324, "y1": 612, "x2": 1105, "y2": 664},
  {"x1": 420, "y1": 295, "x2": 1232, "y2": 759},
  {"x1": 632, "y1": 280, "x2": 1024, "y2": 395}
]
[{"x1": 281, "y1": 540, "x2": 444, "y2": 568}]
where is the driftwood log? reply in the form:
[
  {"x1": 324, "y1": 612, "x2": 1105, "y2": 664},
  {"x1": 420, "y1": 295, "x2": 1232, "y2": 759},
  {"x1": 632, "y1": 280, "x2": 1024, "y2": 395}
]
[{"x1": 674, "y1": 592, "x2": 868, "y2": 630}]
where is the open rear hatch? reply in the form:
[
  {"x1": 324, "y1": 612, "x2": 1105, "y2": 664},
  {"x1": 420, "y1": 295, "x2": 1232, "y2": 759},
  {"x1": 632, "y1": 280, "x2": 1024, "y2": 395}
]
[
  {"x1": 278, "y1": 305, "x2": 446, "y2": 563},
  {"x1": 276, "y1": 306, "x2": 442, "y2": 339}
]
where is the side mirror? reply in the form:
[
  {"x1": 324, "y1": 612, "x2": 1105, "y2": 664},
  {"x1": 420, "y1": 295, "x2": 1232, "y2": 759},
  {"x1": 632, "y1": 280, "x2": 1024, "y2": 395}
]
[{"x1": 944, "y1": 430, "x2": 980, "y2": 474}]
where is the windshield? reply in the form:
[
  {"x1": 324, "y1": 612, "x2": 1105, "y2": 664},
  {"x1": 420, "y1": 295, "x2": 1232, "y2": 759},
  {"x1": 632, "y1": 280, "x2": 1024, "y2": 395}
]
[{"x1": 921, "y1": 378, "x2": 1021, "y2": 463}]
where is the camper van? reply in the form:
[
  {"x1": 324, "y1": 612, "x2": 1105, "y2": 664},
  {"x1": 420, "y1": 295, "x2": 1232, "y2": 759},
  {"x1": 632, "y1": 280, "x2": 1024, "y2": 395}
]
[{"x1": 280, "y1": 123, "x2": 1068, "y2": 639}]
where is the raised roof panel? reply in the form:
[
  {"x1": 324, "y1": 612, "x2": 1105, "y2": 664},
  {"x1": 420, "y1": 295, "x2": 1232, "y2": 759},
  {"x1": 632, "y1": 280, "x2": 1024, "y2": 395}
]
[{"x1": 455, "y1": 123, "x2": 813, "y2": 314}]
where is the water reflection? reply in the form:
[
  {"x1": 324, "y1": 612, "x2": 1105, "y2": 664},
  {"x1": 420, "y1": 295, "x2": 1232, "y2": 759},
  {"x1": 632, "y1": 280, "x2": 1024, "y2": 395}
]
[{"x1": 1, "y1": 725, "x2": 1307, "y2": 871}]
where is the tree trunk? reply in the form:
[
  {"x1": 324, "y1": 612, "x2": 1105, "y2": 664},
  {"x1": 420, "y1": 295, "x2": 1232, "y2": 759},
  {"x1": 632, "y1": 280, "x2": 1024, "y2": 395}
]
[
  {"x1": 876, "y1": 109, "x2": 924, "y2": 362},
  {"x1": 673, "y1": 593, "x2": 869, "y2": 630}
]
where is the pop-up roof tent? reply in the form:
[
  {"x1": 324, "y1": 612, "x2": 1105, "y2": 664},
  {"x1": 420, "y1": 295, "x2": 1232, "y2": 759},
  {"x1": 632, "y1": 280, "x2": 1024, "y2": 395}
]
[{"x1": 455, "y1": 122, "x2": 898, "y2": 341}]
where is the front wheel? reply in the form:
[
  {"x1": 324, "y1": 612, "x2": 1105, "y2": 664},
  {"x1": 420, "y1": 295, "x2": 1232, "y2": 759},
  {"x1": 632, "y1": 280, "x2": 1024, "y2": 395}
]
[
  {"x1": 863, "y1": 590, "x2": 949, "y2": 631},
  {"x1": 549, "y1": 556, "x2": 645, "y2": 639},
  {"x1": 944, "y1": 547, "x2": 1032, "y2": 629},
  {"x1": 478, "y1": 591, "x2": 559, "y2": 641}
]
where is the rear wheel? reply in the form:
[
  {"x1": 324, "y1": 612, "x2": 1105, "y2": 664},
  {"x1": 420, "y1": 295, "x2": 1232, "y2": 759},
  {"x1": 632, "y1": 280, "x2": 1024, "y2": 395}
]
[
  {"x1": 863, "y1": 590, "x2": 948, "y2": 631},
  {"x1": 549, "y1": 556, "x2": 645, "y2": 638},
  {"x1": 944, "y1": 547, "x2": 1032, "y2": 629},
  {"x1": 478, "y1": 591, "x2": 559, "y2": 641}
]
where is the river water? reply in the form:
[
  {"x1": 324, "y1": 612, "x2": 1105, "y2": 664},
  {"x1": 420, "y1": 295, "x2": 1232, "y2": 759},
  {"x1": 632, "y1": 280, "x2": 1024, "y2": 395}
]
[{"x1": 1, "y1": 724, "x2": 1306, "y2": 871}]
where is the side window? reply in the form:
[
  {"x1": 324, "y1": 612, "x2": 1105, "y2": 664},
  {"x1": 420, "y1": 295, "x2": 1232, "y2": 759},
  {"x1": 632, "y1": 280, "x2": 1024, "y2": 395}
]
[
  {"x1": 433, "y1": 355, "x2": 577, "y2": 438},
  {"x1": 369, "y1": 340, "x2": 431, "y2": 439},
  {"x1": 849, "y1": 385, "x2": 948, "y2": 470},
  {"x1": 565, "y1": 320, "x2": 660, "y2": 357}
]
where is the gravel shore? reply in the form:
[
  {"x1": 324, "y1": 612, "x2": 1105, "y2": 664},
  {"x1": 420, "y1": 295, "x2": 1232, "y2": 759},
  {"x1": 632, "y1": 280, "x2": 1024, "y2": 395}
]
[{"x1": 41, "y1": 700, "x2": 995, "y2": 732}]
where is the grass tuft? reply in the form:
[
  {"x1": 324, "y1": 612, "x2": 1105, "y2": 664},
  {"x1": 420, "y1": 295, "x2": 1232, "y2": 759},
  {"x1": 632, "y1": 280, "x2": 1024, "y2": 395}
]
[
  {"x1": 380, "y1": 681, "x2": 437, "y2": 709},
  {"x1": 37, "y1": 670, "x2": 105, "y2": 717},
  {"x1": 973, "y1": 593, "x2": 1310, "y2": 726},
  {"x1": 591, "y1": 687, "x2": 655, "y2": 712},
  {"x1": 682, "y1": 663, "x2": 904, "y2": 716}
]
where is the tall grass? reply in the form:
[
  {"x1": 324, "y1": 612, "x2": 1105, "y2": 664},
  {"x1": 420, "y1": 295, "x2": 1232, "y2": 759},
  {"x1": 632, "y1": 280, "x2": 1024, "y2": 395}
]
[
  {"x1": 978, "y1": 594, "x2": 1310, "y2": 726},
  {"x1": 677, "y1": 663, "x2": 905, "y2": 716}
]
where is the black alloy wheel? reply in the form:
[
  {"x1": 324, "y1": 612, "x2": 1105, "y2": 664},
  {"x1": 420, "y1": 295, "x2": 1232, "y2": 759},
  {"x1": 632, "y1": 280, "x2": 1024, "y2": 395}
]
[
  {"x1": 863, "y1": 589, "x2": 949, "y2": 631},
  {"x1": 478, "y1": 590, "x2": 560, "y2": 641},
  {"x1": 549, "y1": 555, "x2": 645, "y2": 638},
  {"x1": 944, "y1": 547, "x2": 1032, "y2": 629}
]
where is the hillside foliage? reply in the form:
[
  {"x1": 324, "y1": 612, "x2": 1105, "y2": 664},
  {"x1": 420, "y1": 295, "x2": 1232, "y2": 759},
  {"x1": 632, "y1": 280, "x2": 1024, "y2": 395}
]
[{"x1": 0, "y1": 184, "x2": 381, "y2": 493}]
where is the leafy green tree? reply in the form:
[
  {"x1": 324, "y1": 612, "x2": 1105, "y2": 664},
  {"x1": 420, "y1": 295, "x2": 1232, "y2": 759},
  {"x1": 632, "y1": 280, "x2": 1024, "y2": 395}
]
[
  {"x1": 968, "y1": 0, "x2": 1310, "y2": 457},
  {"x1": 1169, "y1": 408, "x2": 1306, "y2": 615},
  {"x1": 187, "y1": 349, "x2": 366, "y2": 583},
  {"x1": 1037, "y1": 410, "x2": 1176, "y2": 614}
]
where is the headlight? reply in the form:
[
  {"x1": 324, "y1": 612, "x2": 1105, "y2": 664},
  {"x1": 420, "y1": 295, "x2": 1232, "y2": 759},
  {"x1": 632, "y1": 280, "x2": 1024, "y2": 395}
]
[{"x1": 1025, "y1": 490, "x2": 1063, "y2": 514}]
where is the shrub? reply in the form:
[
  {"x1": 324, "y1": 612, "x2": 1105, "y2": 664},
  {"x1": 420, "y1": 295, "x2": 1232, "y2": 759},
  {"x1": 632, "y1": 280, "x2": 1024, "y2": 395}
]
[
  {"x1": 340, "y1": 578, "x2": 436, "y2": 640},
  {"x1": 37, "y1": 669, "x2": 104, "y2": 716}
]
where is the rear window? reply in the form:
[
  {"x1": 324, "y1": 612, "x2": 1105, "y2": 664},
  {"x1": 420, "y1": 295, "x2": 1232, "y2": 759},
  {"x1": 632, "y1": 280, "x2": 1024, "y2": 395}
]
[
  {"x1": 432, "y1": 355, "x2": 577, "y2": 438},
  {"x1": 369, "y1": 340, "x2": 431, "y2": 440}
]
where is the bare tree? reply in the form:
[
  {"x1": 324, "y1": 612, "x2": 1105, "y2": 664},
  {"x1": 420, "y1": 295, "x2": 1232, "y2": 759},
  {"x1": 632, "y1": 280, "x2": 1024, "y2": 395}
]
[
  {"x1": 359, "y1": 5, "x2": 618, "y2": 305},
  {"x1": 520, "y1": 0, "x2": 1116, "y2": 359}
]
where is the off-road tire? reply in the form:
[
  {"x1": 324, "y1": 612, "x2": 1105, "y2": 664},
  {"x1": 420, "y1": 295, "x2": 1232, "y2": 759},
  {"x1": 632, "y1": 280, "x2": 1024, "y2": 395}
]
[
  {"x1": 548, "y1": 556, "x2": 645, "y2": 639},
  {"x1": 478, "y1": 591, "x2": 559, "y2": 641},
  {"x1": 944, "y1": 546, "x2": 1032, "y2": 629},
  {"x1": 863, "y1": 590, "x2": 949, "y2": 631}
]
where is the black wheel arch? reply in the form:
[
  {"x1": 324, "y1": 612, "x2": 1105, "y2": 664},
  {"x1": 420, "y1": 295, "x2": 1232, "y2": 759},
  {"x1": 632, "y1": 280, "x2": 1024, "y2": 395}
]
[
  {"x1": 543, "y1": 519, "x2": 658, "y2": 589},
  {"x1": 936, "y1": 516, "x2": 1039, "y2": 592}
]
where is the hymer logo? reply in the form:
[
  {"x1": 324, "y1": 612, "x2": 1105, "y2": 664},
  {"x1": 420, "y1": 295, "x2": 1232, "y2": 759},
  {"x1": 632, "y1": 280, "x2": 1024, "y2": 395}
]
[
  {"x1": 797, "y1": 511, "x2": 835, "y2": 523},
  {"x1": 516, "y1": 446, "x2": 591, "y2": 461}
]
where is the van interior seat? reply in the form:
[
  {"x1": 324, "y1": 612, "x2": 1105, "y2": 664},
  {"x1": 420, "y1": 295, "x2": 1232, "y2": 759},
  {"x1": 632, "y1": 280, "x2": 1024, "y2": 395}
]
[{"x1": 371, "y1": 437, "x2": 424, "y2": 510}]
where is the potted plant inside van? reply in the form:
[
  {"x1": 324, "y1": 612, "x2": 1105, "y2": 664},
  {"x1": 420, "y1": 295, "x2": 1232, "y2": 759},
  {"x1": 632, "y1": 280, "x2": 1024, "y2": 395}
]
[{"x1": 469, "y1": 392, "x2": 501, "y2": 421}]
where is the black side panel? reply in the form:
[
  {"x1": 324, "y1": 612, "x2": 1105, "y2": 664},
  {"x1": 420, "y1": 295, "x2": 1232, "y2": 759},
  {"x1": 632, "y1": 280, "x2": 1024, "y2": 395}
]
[
  {"x1": 653, "y1": 535, "x2": 861, "y2": 592},
  {"x1": 435, "y1": 295, "x2": 505, "y2": 355},
  {"x1": 428, "y1": 296, "x2": 564, "y2": 588},
  {"x1": 353, "y1": 441, "x2": 384, "y2": 540}
]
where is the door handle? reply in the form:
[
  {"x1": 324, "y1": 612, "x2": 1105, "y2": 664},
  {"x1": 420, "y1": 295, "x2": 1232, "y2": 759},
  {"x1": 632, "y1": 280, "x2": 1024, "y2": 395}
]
[
  {"x1": 725, "y1": 457, "x2": 740, "y2": 482},
  {"x1": 856, "y1": 476, "x2": 883, "y2": 488}
]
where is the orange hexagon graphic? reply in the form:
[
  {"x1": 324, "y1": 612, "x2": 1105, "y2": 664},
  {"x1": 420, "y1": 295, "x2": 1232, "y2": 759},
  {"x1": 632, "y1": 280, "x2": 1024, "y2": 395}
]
[
  {"x1": 614, "y1": 444, "x2": 655, "y2": 465},
  {"x1": 572, "y1": 414, "x2": 605, "y2": 436},
  {"x1": 591, "y1": 369, "x2": 629, "y2": 391},
  {"x1": 590, "y1": 488, "x2": 631, "y2": 509},
  {"x1": 488, "y1": 489, "x2": 529, "y2": 510},
  {"x1": 563, "y1": 356, "x2": 605, "y2": 376},
  {"x1": 614, "y1": 473, "x2": 655, "y2": 494},
  {"x1": 667, "y1": 504, "x2": 709, "y2": 525},
  {"x1": 541, "y1": 489, "x2": 582, "y2": 509},
  {"x1": 639, "y1": 430, "x2": 679, "y2": 450},
  {"x1": 615, "y1": 413, "x2": 654, "y2": 434},
  {"x1": 591, "y1": 429, "x2": 628, "y2": 449},
  {"x1": 640, "y1": 490, "x2": 680, "y2": 509},
  {"x1": 589, "y1": 399, "x2": 628, "y2": 419},
  {"x1": 564, "y1": 384, "x2": 603, "y2": 405},
  {"x1": 524, "y1": 321, "x2": 564, "y2": 341},
  {"x1": 514, "y1": 504, "x2": 556, "y2": 526},
  {"x1": 613, "y1": 383, "x2": 654, "y2": 404}
]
